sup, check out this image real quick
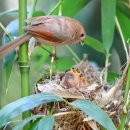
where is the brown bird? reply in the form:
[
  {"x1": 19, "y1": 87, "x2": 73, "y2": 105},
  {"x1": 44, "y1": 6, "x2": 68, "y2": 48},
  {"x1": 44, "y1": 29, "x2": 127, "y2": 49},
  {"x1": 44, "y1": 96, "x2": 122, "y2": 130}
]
[{"x1": 0, "y1": 15, "x2": 86, "y2": 57}]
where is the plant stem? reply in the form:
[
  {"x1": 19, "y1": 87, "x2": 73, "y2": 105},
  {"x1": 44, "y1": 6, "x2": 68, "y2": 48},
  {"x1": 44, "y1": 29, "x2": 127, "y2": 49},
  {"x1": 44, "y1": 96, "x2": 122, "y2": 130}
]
[
  {"x1": 0, "y1": 22, "x2": 13, "y2": 41},
  {"x1": 115, "y1": 16, "x2": 130, "y2": 130},
  {"x1": 115, "y1": 16, "x2": 129, "y2": 60},
  {"x1": 119, "y1": 66, "x2": 130, "y2": 130},
  {"x1": 28, "y1": 0, "x2": 37, "y2": 18},
  {"x1": 50, "y1": 48, "x2": 56, "y2": 80},
  {"x1": 19, "y1": 0, "x2": 30, "y2": 129},
  {"x1": 124, "y1": 67, "x2": 130, "y2": 102},
  {"x1": 58, "y1": 0, "x2": 63, "y2": 16},
  {"x1": 104, "y1": 52, "x2": 110, "y2": 82},
  {"x1": 65, "y1": 45, "x2": 81, "y2": 62},
  {"x1": 49, "y1": 1, "x2": 61, "y2": 15}
]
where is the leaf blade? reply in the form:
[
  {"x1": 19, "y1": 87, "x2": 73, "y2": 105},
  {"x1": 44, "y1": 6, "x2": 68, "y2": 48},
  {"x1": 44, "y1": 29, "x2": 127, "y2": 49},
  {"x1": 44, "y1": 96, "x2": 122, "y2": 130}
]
[
  {"x1": 116, "y1": 1, "x2": 130, "y2": 19},
  {"x1": 101, "y1": 0, "x2": 116, "y2": 52},
  {"x1": 53, "y1": 0, "x2": 91, "y2": 16},
  {"x1": 38, "y1": 116, "x2": 54, "y2": 130},
  {"x1": 12, "y1": 115, "x2": 43, "y2": 130},
  {"x1": 71, "y1": 99, "x2": 117, "y2": 130},
  {"x1": 84, "y1": 36, "x2": 105, "y2": 53},
  {"x1": 0, "y1": 93, "x2": 63, "y2": 129}
]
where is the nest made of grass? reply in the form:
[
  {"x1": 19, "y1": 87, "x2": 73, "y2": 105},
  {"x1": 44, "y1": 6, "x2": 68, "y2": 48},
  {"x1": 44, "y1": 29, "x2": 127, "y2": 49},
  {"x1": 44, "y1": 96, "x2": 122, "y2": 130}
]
[{"x1": 32, "y1": 56, "x2": 124, "y2": 130}]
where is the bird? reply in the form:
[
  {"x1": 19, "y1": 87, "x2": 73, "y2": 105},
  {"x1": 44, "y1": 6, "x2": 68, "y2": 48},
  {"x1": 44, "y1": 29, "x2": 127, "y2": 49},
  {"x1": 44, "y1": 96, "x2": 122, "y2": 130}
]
[{"x1": 0, "y1": 15, "x2": 86, "y2": 58}]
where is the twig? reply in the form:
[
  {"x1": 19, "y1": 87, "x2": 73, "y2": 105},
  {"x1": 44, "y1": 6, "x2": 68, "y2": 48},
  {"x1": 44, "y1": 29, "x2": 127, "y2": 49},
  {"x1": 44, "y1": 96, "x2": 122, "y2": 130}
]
[
  {"x1": 115, "y1": 16, "x2": 129, "y2": 60},
  {"x1": 65, "y1": 45, "x2": 81, "y2": 62},
  {"x1": 48, "y1": 1, "x2": 61, "y2": 15},
  {"x1": 0, "y1": 22, "x2": 13, "y2": 41},
  {"x1": 99, "y1": 59, "x2": 130, "y2": 107}
]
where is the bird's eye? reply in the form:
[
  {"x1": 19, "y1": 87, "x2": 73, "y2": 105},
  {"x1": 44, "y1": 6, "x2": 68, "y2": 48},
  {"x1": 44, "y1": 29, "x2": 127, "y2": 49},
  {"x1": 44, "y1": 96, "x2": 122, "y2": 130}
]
[{"x1": 80, "y1": 33, "x2": 84, "y2": 37}]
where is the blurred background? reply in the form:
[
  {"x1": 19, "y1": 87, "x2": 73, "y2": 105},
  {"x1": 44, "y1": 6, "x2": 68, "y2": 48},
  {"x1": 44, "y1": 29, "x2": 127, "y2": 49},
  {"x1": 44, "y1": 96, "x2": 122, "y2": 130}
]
[{"x1": 0, "y1": 0, "x2": 127, "y2": 107}]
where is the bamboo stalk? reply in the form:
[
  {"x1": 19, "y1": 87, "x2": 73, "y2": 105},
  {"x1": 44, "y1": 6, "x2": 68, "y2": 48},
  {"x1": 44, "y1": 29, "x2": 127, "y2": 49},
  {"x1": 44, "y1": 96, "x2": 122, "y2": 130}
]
[{"x1": 19, "y1": 0, "x2": 30, "y2": 129}]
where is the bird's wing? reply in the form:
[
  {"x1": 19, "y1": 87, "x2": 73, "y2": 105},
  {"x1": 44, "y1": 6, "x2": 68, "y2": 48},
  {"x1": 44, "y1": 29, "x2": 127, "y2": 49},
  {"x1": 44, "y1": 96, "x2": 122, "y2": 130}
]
[
  {"x1": 25, "y1": 23, "x2": 64, "y2": 43},
  {"x1": 25, "y1": 16, "x2": 71, "y2": 43},
  {"x1": 25, "y1": 16, "x2": 57, "y2": 25}
]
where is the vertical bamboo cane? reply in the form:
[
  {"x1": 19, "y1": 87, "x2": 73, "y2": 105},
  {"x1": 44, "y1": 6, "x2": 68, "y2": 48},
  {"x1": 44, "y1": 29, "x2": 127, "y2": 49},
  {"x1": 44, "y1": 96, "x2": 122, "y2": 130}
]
[{"x1": 19, "y1": 0, "x2": 30, "y2": 129}]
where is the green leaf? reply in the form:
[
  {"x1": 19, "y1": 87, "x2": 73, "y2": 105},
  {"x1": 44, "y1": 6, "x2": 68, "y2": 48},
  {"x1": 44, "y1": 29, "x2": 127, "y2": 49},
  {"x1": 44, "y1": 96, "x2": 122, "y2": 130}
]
[
  {"x1": 3, "y1": 54, "x2": 16, "y2": 87},
  {"x1": 107, "y1": 71, "x2": 121, "y2": 83},
  {"x1": 12, "y1": 115, "x2": 54, "y2": 130},
  {"x1": 37, "y1": 116, "x2": 54, "y2": 130},
  {"x1": 84, "y1": 36, "x2": 105, "y2": 53},
  {"x1": 116, "y1": 9, "x2": 130, "y2": 44},
  {"x1": 0, "y1": 93, "x2": 63, "y2": 129},
  {"x1": 101, "y1": 0, "x2": 116, "y2": 52},
  {"x1": 116, "y1": 1, "x2": 130, "y2": 19},
  {"x1": 71, "y1": 99, "x2": 117, "y2": 130},
  {"x1": 53, "y1": 0, "x2": 91, "y2": 16},
  {"x1": 12, "y1": 115, "x2": 43, "y2": 130},
  {"x1": 32, "y1": 11, "x2": 45, "y2": 17},
  {"x1": 0, "y1": 9, "x2": 18, "y2": 17},
  {"x1": 30, "y1": 116, "x2": 55, "y2": 130},
  {"x1": 2, "y1": 19, "x2": 18, "y2": 87}
]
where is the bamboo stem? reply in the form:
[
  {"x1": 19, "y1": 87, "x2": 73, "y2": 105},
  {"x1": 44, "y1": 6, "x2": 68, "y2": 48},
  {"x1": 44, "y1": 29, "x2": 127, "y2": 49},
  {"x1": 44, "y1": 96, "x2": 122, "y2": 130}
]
[{"x1": 19, "y1": 0, "x2": 30, "y2": 129}]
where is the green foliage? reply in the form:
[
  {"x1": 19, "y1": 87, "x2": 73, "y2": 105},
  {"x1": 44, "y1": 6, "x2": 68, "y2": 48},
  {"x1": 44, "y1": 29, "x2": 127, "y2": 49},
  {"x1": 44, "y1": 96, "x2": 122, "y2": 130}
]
[
  {"x1": 116, "y1": 9, "x2": 130, "y2": 44},
  {"x1": 107, "y1": 71, "x2": 121, "y2": 83},
  {"x1": 12, "y1": 115, "x2": 44, "y2": 130},
  {"x1": 0, "y1": 0, "x2": 130, "y2": 129},
  {"x1": 0, "y1": 93, "x2": 116, "y2": 130},
  {"x1": 71, "y1": 99, "x2": 117, "y2": 130},
  {"x1": 116, "y1": 0, "x2": 130, "y2": 19},
  {"x1": 12, "y1": 115, "x2": 54, "y2": 130},
  {"x1": 35, "y1": 115, "x2": 54, "y2": 130},
  {"x1": 0, "y1": 9, "x2": 19, "y2": 17},
  {"x1": 53, "y1": 0, "x2": 91, "y2": 16},
  {"x1": 84, "y1": 36, "x2": 105, "y2": 53},
  {"x1": 0, "y1": 93, "x2": 62, "y2": 129},
  {"x1": 101, "y1": 0, "x2": 116, "y2": 52},
  {"x1": 32, "y1": 11, "x2": 45, "y2": 17}
]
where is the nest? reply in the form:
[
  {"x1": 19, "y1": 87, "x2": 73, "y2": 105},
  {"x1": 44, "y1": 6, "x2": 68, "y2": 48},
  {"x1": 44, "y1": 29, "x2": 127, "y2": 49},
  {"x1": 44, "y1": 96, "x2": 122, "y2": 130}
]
[{"x1": 32, "y1": 56, "x2": 124, "y2": 130}]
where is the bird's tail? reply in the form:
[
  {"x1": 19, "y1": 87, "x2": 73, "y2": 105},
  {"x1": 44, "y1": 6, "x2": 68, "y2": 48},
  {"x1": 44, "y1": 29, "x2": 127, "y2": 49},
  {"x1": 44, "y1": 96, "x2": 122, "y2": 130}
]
[{"x1": 0, "y1": 33, "x2": 32, "y2": 58}]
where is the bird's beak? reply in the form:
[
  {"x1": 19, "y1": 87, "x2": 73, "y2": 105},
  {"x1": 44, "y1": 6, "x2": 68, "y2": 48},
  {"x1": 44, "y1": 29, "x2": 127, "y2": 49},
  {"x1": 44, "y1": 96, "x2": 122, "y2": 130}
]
[{"x1": 79, "y1": 41, "x2": 84, "y2": 45}]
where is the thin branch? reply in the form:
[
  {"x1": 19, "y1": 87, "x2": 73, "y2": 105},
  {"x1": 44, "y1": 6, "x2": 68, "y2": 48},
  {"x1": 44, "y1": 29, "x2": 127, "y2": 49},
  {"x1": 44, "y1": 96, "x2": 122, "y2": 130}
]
[
  {"x1": 0, "y1": 22, "x2": 13, "y2": 41},
  {"x1": 65, "y1": 45, "x2": 81, "y2": 62},
  {"x1": 115, "y1": 16, "x2": 129, "y2": 60}
]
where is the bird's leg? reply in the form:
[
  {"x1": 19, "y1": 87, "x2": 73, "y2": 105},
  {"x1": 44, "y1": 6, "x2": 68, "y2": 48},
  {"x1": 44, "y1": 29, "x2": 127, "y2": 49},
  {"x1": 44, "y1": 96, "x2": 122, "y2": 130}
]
[
  {"x1": 37, "y1": 43, "x2": 57, "y2": 59},
  {"x1": 48, "y1": 47, "x2": 57, "y2": 113},
  {"x1": 37, "y1": 43, "x2": 58, "y2": 80},
  {"x1": 50, "y1": 47, "x2": 57, "y2": 80}
]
